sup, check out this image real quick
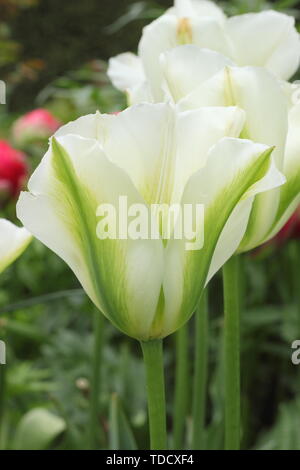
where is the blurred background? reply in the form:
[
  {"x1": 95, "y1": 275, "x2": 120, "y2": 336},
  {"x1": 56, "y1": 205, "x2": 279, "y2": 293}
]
[{"x1": 1, "y1": 0, "x2": 300, "y2": 451}]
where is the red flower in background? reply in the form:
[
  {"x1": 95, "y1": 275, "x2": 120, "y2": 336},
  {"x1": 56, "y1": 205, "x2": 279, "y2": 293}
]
[
  {"x1": 0, "y1": 140, "x2": 27, "y2": 199},
  {"x1": 253, "y1": 207, "x2": 300, "y2": 257},
  {"x1": 12, "y1": 108, "x2": 61, "y2": 145},
  {"x1": 274, "y1": 207, "x2": 300, "y2": 245}
]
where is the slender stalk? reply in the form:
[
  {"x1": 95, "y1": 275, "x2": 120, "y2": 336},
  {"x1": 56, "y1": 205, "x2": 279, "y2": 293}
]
[
  {"x1": 192, "y1": 289, "x2": 208, "y2": 449},
  {"x1": 0, "y1": 365, "x2": 6, "y2": 448},
  {"x1": 222, "y1": 255, "x2": 240, "y2": 450},
  {"x1": 141, "y1": 339, "x2": 167, "y2": 450},
  {"x1": 173, "y1": 323, "x2": 189, "y2": 449},
  {"x1": 88, "y1": 309, "x2": 104, "y2": 449},
  {"x1": 289, "y1": 241, "x2": 300, "y2": 334}
]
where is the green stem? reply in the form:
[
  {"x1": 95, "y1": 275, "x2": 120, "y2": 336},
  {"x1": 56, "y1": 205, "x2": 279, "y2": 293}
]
[
  {"x1": 141, "y1": 339, "x2": 167, "y2": 450},
  {"x1": 0, "y1": 364, "x2": 6, "y2": 448},
  {"x1": 173, "y1": 323, "x2": 189, "y2": 449},
  {"x1": 289, "y1": 241, "x2": 300, "y2": 334},
  {"x1": 192, "y1": 289, "x2": 208, "y2": 450},
  {"x1": 88, "y1": 309, "x2": 104, "y2": 449},
  {"x1": 222, "y1": 256, "x2": 240, "y2": 450}
]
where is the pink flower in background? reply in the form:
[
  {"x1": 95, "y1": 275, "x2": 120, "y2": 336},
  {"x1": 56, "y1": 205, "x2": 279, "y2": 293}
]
[
  {"x1": 253, "y1": 207, "x2": 300, "y2": 257},
  {"x1": 12, "y1": 108, "x2": 61, "y2": 145},
  {"x1": 0, "y1": 140, "x2": 27, "y2": 199}
]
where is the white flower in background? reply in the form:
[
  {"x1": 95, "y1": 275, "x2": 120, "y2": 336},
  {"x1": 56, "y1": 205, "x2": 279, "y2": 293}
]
[
  {"x1": 112, "y1": 42, "x2": 300, "y2": 251},
  {"x1": 0, "y1": 219, "x2": 31, "y2": 274},
  {"x1": 17, "y1": 104, "x2": 284, "y2": 340},
  {"x1": 108, "y1": 1, "x2": 300, "y2": 102}
]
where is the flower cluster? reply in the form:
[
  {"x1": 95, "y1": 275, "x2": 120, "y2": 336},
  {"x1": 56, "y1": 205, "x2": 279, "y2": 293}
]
[{"x1": 16, "y1": 0, "x2": 300, "y2": 341}]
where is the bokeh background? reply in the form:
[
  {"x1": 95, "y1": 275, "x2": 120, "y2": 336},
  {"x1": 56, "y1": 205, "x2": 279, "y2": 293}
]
[{"x1": 1, "y1": 0, "x2": 300, "y2": 450}]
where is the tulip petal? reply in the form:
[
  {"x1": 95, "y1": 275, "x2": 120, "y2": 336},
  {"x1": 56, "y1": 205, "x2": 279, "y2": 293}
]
[
  {"x1": 173, "y1": 106, "x2": 245, "y2": 201},
  {"x1": 170, "y1": 48, "x2": 288, "y2": 166},
  {"x1": 107, "y1": 52, "x2": 146, "y2": 93},
  {"x1": 226, "y1": 10, "x2": 300, "y2": 80},
  {"x1": 173, "y1": 55, "x2": 288, "y2": 250},
  {"x1": 0, "y1": 219, "x2": 31, "y2": 274},
  {"x1": 161, "y1": 45, "x2": 233, "y2": 102},
  {"x1": 162, "y1": 138, "x2": 283, "y2": 336},
  {"x1": 55, "y1": 112, "x2": 106, "y2": 140},
  {"x1": 95, "y1": 104, "x2": 245, "y2": 206},
  {"x1": 17, "y1": 136, "x2": 164, "y2": 340},
  {"x1": 208, "y1": 158, "x2": 285, "y2": 276},
  {"x1": 263, "y1": 103, "x2": 300, "y2": 241}
]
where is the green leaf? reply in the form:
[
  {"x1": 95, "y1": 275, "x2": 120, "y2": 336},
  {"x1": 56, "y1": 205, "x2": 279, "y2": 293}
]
[
  {"x1": 12, "y1": 408, "x2": 66, "y2": 450},
  {"x1": 109, "y1": 393, "x2": 138, "y2": 450}
]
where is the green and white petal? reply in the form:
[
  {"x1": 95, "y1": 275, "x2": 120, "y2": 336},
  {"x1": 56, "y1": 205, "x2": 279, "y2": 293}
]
[
  {"x1": 95, "y1": 104, "x2": 177, "y2": 206},
  {"x1": 17, "y1": 136, "x2": 164, "y2": 340},
  {"x1": 96, "y1": 104, "x2": 245, "y2": 206},
  {"x1": 107, "y1": 52, "x2": 145, "y2": 93},
  {"x1": 224, "y1": 66, "x2": 288, "y2": 168},
  {"x1": 161, "y1": 138, "x2": 283, "y2": 337},
  {"x1": 176, "y1": 60, "x2": 289, "y2": 166},
  {"x1": 177, "y1": 62, "x2": 288, "y2": 250},
  {"x1": 226, "y1": 10, "x2": 300, "y2": 80},
  {"x1": 263, "y1": 103, "x2": 300, "y2": 242},
  {"x1": 234, "y1": 67, "x2": 289, "y2": 250},
  {"x1": 0, "y1": 219, "x2": 31, "y2": 274},
  {"x1": 173, "y1": 106, "x2": 245, "y2": 201},
  {"x1": 207, "y1": 157, "x2": 285, "y2": 277},
  {"x1": 175, "y1": 57, "x2": 288, "y2": 167}
]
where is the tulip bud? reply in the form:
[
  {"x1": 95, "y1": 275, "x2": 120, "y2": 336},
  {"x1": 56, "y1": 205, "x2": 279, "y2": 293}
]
[
  {"x1": 0, "y1": 140, "x2": 28, "y2": 199},
  {"x1": 12, "y1": 109, "x2": 61, "y2": 145}
]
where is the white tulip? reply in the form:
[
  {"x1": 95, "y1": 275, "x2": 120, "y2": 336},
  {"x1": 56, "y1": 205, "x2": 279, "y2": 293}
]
[
  {"x1": 17, "y1": 104, "x2": 284, "y2": 339},
  {"x1": 108, "y1": 3, "x2": 300, "y2": 100},
  {"x1": 113, "y1": 43, "x2": 296, "y2": 251}
]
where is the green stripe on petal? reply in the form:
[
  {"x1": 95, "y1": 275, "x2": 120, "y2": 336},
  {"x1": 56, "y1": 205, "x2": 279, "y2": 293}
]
[
  {"x1": 17, "y1": 135, "x2": 163, "y2": 340},
  {"x1": 161, "y1": 138, "x2": 282, "y2": 337},
  {"x1": 262, "y1": 103, "x2": 300, "y2": 242}
]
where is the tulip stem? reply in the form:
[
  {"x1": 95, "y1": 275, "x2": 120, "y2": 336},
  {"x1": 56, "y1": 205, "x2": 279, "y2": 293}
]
[
  {"x1": 141, "y1": 339, "x2": 167, "y2": 450},
  {"x1": 192, "y1": 289, "x2": 208, "y2": 449},
  {"x1": 222, "y1": 255, "x2": 240, "y2": 450},
  {"x1": 88, "y1": 309, "x2": 105, "y2": 449},
  {"x1": 173, "y1": 323, "x2": 189, "y2": 449},
  {"x1": 0, "y1": 365, "x2": 6, "y2": 448}
]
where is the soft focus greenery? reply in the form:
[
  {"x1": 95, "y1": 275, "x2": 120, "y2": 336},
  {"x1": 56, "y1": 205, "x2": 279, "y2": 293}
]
[{"x1": 0, "y1": 0, "x2": 300, "y2": 450}]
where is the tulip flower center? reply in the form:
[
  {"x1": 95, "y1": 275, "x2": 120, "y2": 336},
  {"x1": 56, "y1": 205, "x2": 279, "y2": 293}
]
[{"x1": 177, "y1": 17, "x2": 193, "y2": 44}]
